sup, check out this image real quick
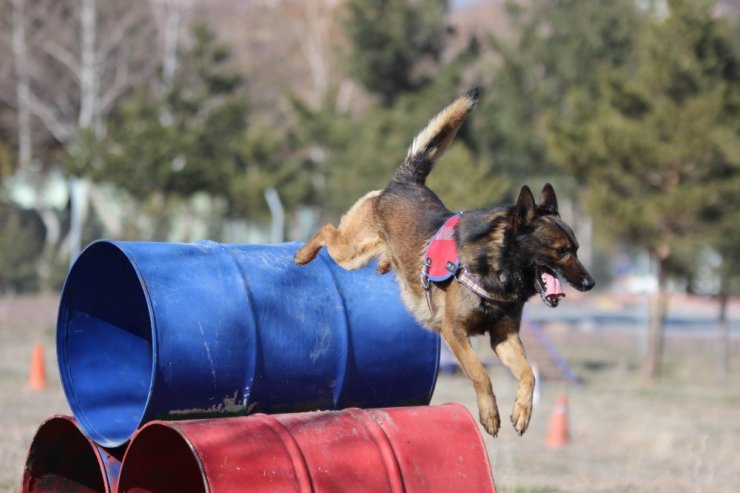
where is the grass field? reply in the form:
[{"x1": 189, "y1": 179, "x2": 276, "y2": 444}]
[{"x1": 1, "y1": 294, "x2": 739, "y2": 492}]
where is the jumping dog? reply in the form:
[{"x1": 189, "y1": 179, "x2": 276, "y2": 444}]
[{"x1": 294, "y1": 89, "x2": 595, "y2": 436}]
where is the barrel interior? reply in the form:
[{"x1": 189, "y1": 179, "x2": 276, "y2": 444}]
[
  {"x1": 118, "y1": 425, "x2": 205, "y2": 493},
  {"x1": 57, "y1": 241, "x2": 153, "y2": 447},
  {"x1": 22, "y1": 418, "x2": 108, "y2": 493}
]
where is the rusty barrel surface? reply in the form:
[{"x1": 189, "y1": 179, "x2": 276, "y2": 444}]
[
  {"x1": 21, "y1": 415, "x2": 124, "y2": 493},
  {"x1": 117, "y1": 403, "x2": 495, "y2": 493},
  {"x1": 57, "y1": 240, "x2": 440, "y2": 447}
]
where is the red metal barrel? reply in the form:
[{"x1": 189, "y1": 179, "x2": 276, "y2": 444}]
[
  {"x1": 118, "y1": 403, "x2": 495, "y2": 493},
  {"x1": 21, "y1": 415, "x2": 124, "y2": 493}
]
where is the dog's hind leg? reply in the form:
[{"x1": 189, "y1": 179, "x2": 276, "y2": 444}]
[
  {"x1": 295, "y1": 190, "x2": 385, "y2": 270},
  {"x1": 491, "y1": 331, "x2": 535, "y2": 436},
  {"x1": 441, "y1": 306, "x2": 501, "y2": 437},
  {"x1": 294, "y1": 223, "x2": 340, "y2": 265}
]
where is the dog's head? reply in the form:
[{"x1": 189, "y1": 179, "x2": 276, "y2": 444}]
[{"x1": 513, "y1": 184, "x2": 595, "y2": 307}]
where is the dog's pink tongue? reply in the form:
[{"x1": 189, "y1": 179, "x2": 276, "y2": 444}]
[{"x1": 543, "y1": 272, "x2": 565, "y2": 301}]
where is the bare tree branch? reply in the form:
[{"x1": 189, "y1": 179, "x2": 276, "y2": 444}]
[
  {"x1": 42, "y1": 41, "x2": 82, "y2": 81},
  {"x1": 99, "y1": 53, "x2": 132, "y2": 115},
  {"x1": 24, "y1": 91, "x2": 75, "y2": 144}
]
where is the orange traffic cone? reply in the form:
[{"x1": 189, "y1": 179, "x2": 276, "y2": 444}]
[
  {"x1": 546, "y1": 393, "x2": 569, "y2": 447},
  {"x1": 27, "y1": 343, "x2": 47, "y2": 391}
]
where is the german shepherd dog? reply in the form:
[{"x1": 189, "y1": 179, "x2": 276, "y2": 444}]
[{"x1": 294, "y1": 89, "x2": 595, "y2": 437}]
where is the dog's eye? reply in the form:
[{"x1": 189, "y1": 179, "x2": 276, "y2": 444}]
[{"x1": 556, "y1": 247, "x2": 569, "y2": 257}]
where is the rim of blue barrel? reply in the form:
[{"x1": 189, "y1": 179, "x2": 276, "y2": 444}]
[{"x1": 57, "y1": 240, "x2": 157, "y2": 448}]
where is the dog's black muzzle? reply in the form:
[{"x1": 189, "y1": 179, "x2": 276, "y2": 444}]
[
  {"x1": 573, "y1": 274, "x2": 595, "y2": 292},
  {"x1": 561, "y1": 259, "x2": 595, "y2": 292}
]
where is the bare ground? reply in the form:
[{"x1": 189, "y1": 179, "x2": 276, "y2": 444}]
[{"x1": 1, "y1": 294, "x2": 739, "y2": 493}]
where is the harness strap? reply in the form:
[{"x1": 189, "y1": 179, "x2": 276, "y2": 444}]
[
  {"x1": 455, "y1": 268, "x2": 502, "y2": 304},
  {"x1": 421, "y1": 258, "x2": 434, "y2": 314},
  {"x1": 421, "y1": 263, "x2": 512, "y2": 314}
]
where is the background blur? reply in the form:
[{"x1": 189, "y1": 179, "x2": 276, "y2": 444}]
[{"x1": 1, "y1": 0, "x2": 739, "y2": 491}]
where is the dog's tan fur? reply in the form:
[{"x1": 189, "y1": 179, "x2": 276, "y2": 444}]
[{"x1": 295, "y1": 89, "x2": 594, "y2": 436}]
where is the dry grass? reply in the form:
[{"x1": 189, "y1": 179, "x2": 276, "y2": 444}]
[
  {"x1": 1, "y1": 294, "x2": 739, "y2": 492},
  {"x1": 433, "y1": 329, "x2": 740, "y2": 493}
]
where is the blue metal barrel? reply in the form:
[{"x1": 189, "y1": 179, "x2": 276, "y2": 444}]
[{"x1": 57, "y1": 240, "x2": 439, "y2": 447}]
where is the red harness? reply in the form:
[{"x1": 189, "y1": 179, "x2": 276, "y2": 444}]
[
  {"x1": 421, "y1": 213, "x2": 511, "y2": 312},
  {"x1": 423, "y1": 213, "x2": 462, "y2": 282}
]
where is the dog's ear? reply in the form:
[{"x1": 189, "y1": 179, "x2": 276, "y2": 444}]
[
  {"x1": 540, "y1": 183, "x2": 559, "y2": 214},
  {"x1": 514, "y1": 185, "x2": 536, "y2": 229}
]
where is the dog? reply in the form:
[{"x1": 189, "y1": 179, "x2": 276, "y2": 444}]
[{"x1": 294, "y1": 88, "x2": 595, "y2": 437}]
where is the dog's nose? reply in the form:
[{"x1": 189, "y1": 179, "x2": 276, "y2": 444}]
[{"x1": 580, "y1": 276, "x2": 595, "y2": 291}]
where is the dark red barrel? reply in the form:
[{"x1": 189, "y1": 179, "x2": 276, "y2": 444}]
[
  {"x1": 118, "y1": 403, "x2": 495, "y2": 493},
  {"x1": 21, "y1": 415, "x2": 124, "y2": 493}
]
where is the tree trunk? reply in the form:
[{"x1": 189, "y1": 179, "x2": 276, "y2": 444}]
[
  {"x1": 11, "y1": 0, "x2": 33, "y2": 169},
  {"x1": 160, "y1": 1, "x2": 184, "y2": 94},
  {"x1": 79, "y1": 0, "x2": 98, "y2": 131},
  {"x1": 67, "y1": 178, "x2": 90, "y2": 266},
  {"x1": 155, "y1": 0, "x2": 187, "y2": 126},
  {"x1": 301, "y1": 0, "x2": 332, "y2": 108},
  {"x1": 718, "y1": 286, "x2": 730, "y2": 377},
  {"x1": 642, "y1": 249, "x2": 671, "y2": 381},
  {"x1": 36, "y1": 208, "x2": 61, "y2": 292}
]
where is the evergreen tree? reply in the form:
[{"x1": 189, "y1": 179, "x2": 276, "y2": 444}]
[
  {"x1": 548, "y1": 0, "x2": 740, "y2": 379},
  {"x1": 75, "y1": 22, "x2": 296, "y2": 238},
  {"x1": 477, "y1": 0, "x2": 642, "y2": 194},
  {"x1": 288, "y1": 48, "x2": 502, "y2": 217},
  {"x1": 97, "y1": 22, "x2": 247, "y2": 202},
  {"x1": 344, "y1": 0, "x2": 450, "y2": 106},
  {"x1": 0, "y1": 204, "x2": 45, "y2": 293}
]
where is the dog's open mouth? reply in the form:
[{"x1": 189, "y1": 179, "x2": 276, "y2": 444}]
[{"x1": 536, "y1": 266, "x2": 565, "y2": 308}]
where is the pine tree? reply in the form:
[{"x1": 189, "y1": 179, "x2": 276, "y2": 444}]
[
  {"x1": 476, "y1": 0, "x2": 642, "y2": 194},
  {"x1": 98, "y1": 22, "x2": 247, "y2": 201},
  {"x1": 549, "y1": 0, "x2": 740, "y2": 379},
  {"x1": 287, "y1": 48, "x2": 500, "y2": 217},
  {"x1": 344, "y1": 0, "x2": 450, "y2": 106}
]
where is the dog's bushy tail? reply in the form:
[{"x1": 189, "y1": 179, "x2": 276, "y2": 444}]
[{"x1": 393, "y1": 88, "x2": 480, "y2": 185}]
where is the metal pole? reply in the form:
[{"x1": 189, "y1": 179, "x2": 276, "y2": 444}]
[{"x1": 264, "y1": 187, "x2": 284, "y2": 243}]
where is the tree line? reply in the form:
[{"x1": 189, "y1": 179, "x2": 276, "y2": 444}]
[{"x1": 0, "y1": 0, "x2": 738, "y2": 378}]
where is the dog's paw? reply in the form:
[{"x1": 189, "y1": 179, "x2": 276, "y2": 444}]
[
  {"x1": 294, "y1": 247, "x2": 317, "y2": 265},
  {"x1": 376, "y1": 259, "x2": 391, "y2": 275},
  {"x1": 479, "y1": 402, "x2": 501, "y2": 437},
  {"x1": 510, "y1": 398, "x2": 533, "y2": 436}
]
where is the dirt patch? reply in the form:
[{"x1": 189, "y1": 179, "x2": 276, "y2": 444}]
[
  {"x1": 433, "y1": 329, "x2": 740, "y2": 493},
  {"x1": 0, "y1": 295, "x2": 69, "y2": 493}
]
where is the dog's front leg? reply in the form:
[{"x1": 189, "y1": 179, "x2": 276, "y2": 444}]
[
  {"x1": 441, "y1": 315, "x2": 500, "y2": 437},
  {"x1": 491, "y1": 331, "x2": 535, "y2": 436}
]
